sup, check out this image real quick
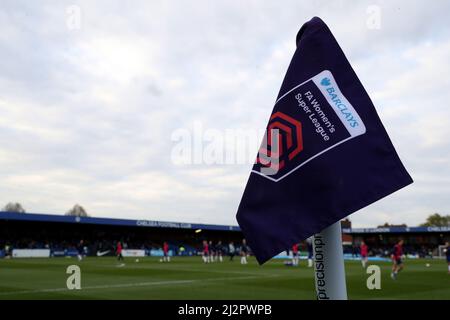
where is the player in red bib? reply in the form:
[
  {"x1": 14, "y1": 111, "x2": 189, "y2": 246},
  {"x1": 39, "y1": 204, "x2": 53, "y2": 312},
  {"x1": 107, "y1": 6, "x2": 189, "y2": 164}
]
[
  {"x1": 116, "y1": 241, "x2": 124, "y2": 266},
  {"x1": 292, "y1": 243, "x2": 300, "y2": 266},
  {"x1": 163, "y1": 241, "x2": 170, "y2": 262},
  {"x1": 391, "y1": 239, "x2": 404, "y2": 280},
  {"x1": 202, "y1": 240, "x2": 210, "y2": 263},
  {"x1": 360, "y1": 241, "x2": 368, "y2": 268}
]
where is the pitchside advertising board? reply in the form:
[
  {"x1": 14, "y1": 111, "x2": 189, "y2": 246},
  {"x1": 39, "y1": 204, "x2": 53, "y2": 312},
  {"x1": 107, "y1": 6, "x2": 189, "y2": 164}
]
[
  {"x1": 7, "y1": 249, "x2": 153, "y2": 258},
  {"x1": 52, "y1": 249, "x2": 79, "y2": 257},
  {"x1": 121, "y1": 249, "x2": 146, "y2": 257},
  {"x1": 12, "y1": 249, "x2": 51, "y2": 258}
]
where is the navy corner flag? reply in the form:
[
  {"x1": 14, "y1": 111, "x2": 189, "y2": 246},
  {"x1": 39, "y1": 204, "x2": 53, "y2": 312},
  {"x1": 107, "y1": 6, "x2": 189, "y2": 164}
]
[{"x1": 236, "y1": 17, "x2": 413, "y2": 265}]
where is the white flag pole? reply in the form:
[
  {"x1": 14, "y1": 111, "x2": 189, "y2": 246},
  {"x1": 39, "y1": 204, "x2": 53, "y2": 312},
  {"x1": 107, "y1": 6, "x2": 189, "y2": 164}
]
[{"x1": 312, "y1": 221, "x2": 348, "y2": 300}]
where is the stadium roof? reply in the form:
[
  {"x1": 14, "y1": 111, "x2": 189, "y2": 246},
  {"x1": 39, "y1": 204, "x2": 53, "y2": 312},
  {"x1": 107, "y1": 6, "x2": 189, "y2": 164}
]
[
  {"x1": 1, "y1": 211, "x2": 448, "y2": 234},
  {"x1": 343, "y1": 226, "x2": 450, "y2": 234},
  {"x1": 0, "y1": 211, "x2": 241, "y2": 232}
]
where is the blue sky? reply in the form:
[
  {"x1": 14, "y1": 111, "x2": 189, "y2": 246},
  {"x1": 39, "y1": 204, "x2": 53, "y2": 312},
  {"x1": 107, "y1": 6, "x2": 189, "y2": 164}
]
[{"x1": 0, "y1": 1, "x2": 449, "y2": 227}]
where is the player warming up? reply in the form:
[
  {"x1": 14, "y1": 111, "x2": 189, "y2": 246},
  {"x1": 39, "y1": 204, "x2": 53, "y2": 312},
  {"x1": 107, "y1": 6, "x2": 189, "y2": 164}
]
[
  {"x1": 240, "y1": 239, "x2": 248, "y2": 265},
  {"x1": 163, "y1": 241, "x2": 170, "y2": 262},
  {"x1": 77, "y1": 239, "x2": 84, "y2": 261},
  {"x1": 228, "y1": 241, "x2": 235, "y2": 262},
  {"x1": 360, "y1": 241, "x2": 368, "y2": 268},
  {"x1": 391, "y1": 239, "x2": 404, "y2": 280},
  {"x1": 292, "y1": 243, "x2": 300, "y2": 266},
  {"x1": 116, "y1": 240, "x2": 125, "y2": 266},
  {"x1": 216, "y1": 241, "x2": 224, "y2": 262},
  {"x1": 202, "y1": 240, "x2": 210, "y2": 263},
  {"x1": 209, "y1": 240, "x2": 216, "y2": 262}
]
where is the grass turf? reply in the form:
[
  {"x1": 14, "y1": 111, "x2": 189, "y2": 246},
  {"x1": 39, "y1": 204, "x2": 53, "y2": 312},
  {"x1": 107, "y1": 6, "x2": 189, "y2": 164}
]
[{"x1": 0, "y1": 256, "x2": 449, "y2": 299}]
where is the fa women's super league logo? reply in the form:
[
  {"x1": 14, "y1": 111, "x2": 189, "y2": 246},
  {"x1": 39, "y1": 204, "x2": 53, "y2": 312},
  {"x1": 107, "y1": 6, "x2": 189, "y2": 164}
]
[{"x1": 257, "y1": 111, "x2": 304, "y2": 177}]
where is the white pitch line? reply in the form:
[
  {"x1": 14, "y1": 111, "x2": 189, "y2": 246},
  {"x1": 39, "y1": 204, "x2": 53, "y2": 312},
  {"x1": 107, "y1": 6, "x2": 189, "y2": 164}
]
[
  {"x1": 119, "y1": 264, "x2": 276, "y2": 277},
  {"x1": 0, "y1": 274, "x2": 279, "y2": 296}
]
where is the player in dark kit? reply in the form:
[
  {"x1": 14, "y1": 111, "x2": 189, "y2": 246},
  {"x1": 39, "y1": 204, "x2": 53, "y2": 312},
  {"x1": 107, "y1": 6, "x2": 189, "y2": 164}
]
[
  {"x1": 208, "y1": 240, "x2": 215, "y2": 262},
  {"x1": 228, "y1": 241, "x2": 236, "y2": 261},
  {"x1": 240, "y1": 239, "x2": 248, "y2": 264},
  {"x1": 391, "y1": 239, "x2": 404, "y2": 280},
  {"x1": 77, "y1": 240, "x2": 84, "y2": 261},
  {"x1": 216, "y1": 241, "x2": 224, "y2": 262}
]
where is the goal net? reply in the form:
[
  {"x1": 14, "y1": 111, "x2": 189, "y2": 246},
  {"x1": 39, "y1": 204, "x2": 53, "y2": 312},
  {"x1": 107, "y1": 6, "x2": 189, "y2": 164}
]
[{"x1": 437, "y1": 245, "x2": 447, "y2": 259}]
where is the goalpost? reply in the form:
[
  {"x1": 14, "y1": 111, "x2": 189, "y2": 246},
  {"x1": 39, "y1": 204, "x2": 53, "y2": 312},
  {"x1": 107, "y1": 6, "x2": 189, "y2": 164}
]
[
  {"x1": 438, "y1": 244, "x2": 446, "y2": 259},
  {"x1": 437, "y1": 245, "x2": 447, "y2": 259}
]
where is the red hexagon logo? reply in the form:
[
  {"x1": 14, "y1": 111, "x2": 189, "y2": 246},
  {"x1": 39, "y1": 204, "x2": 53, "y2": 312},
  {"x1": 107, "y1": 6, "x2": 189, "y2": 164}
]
[{"x1": 257, "y1": 111, "x2": 303, "y2": 173}]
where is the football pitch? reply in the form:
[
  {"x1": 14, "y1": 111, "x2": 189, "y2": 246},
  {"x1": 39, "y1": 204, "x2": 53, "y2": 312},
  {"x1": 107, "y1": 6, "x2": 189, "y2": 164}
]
[{"x1": 0, "y1": 257, "x2": 449, "y2": 300}]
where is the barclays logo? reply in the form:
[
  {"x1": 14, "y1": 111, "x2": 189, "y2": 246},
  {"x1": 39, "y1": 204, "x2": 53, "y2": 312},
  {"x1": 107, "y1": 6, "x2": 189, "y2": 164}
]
[
  {"x1": 319, "y1": 75, "x2": 360, "y2": 128},
  {"x1": 320, "y1": 78, "x2": 331, "y2": 86},
  {"x1": 311, "y1": 70, "x2": 366, "y2": 136}
]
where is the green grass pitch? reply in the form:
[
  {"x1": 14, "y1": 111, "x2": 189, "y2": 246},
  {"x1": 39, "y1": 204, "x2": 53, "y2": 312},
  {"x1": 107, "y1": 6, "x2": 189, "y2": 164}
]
[{"x1": 0, "y1": 257, "x2": 449, "y2": 299}]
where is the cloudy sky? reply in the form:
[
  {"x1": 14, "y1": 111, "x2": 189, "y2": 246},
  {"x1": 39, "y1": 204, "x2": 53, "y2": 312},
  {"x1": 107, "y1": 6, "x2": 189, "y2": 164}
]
[{"x1": 0, "y1": 0, "x2": 449, "y2": 227}]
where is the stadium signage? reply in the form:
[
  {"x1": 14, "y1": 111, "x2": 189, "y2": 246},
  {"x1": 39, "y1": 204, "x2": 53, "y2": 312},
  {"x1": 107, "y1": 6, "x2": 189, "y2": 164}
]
[
  {"x1": 0, "y1": 212, "x2": 240, "y2": 232},
  {"x1": 344, "y1": 228, "x2": 391, "y2": 233},
  {"x1": 136, "y1": 220, "x2": 192, "y2": 229},
  {"x1": 427, "y1": 226, "x2": 450, "y2": 232},
  {"x1": 343, "y1": 226, "x2": 450, "y2": 234}
]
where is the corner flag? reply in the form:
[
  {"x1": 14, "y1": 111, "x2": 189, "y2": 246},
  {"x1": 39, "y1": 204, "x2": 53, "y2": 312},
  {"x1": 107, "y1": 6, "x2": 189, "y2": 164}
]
[{"x1": 236, "y1": 17, "x2": 413, "y2": 264}]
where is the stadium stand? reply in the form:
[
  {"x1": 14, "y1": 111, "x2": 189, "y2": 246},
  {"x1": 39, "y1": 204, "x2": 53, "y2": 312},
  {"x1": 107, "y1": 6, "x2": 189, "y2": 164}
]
[
  {"x1": 0, "y1": 211, "x2": 448, "y2": 259},
  {"x1": 343, "y1": 226, "x2": 450, "y2": 258},
  {"x1": 0, "y1": 211, "x2": 242, "y2": 257}
]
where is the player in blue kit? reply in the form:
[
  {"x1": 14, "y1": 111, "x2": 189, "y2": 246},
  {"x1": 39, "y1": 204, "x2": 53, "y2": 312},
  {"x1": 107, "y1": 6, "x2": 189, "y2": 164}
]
[
  {"x1": 208, "y1": 240, "x2": 215, "y2": 262},
  {"x1": 216, "y1": 241, "x2": 224, "y2": 262},
  {"x1": 77, "y1": 239, "x2": 84, "y2": 261}
]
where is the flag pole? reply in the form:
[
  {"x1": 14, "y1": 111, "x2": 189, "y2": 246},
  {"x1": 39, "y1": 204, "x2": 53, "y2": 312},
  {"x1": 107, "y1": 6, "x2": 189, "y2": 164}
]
[{"x1": 312, "y1": 221, "x2": 348, "y2": 300}]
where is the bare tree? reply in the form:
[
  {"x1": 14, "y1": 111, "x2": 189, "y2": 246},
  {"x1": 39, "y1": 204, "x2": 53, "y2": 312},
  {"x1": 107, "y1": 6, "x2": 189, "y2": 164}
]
[
  {"x1": 2, "y1": 202, "x2": 26, "y2": 213},
  {"x1": 66, "y1": 204, "x2": 89, "y2": 217},
  {"x1": 377, "y1": 222, "x2": 407, "y2": 228}
]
